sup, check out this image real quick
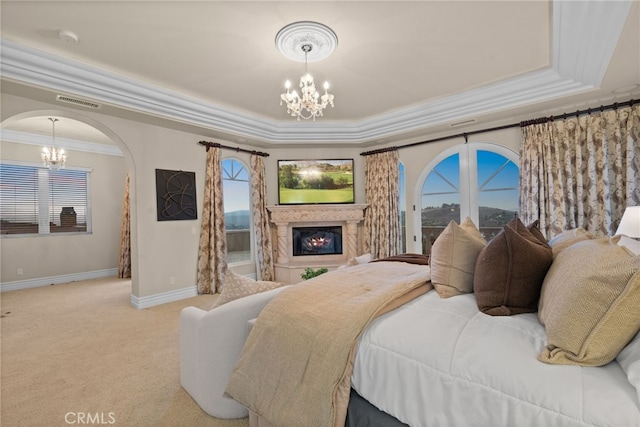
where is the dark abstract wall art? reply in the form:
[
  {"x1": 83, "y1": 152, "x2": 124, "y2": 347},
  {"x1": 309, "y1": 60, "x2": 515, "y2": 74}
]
[{"x1": 155, "y1": 169, "x2": 197, "y2": 221}]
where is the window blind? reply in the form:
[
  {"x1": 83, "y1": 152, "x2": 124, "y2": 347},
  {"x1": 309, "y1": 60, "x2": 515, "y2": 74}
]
[
  {"x1": 49, "y1": 169, "x2": 88, "y2": 233},
  {"x1": 0, "y1": 163, "x2": 90, "y2": 236},
  {"x1": 0, "y1": 164, "x2": 39, "y2": 234}
]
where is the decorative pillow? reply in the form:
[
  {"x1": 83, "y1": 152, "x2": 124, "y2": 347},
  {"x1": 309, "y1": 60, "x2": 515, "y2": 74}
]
[
  {"x1": 430, "y1": 217, "x2": 486, "y2": 298},
  {"x1": 547, "y1": 227, "x2": 596, "y2": 258},
  {"x1": 538, "y1": 237, "x2": 640, "y2": 366},
  {"x1": 211, "y1": 270, "x2": 284, "y2": 309},
  {"x1": 617, "y1": 331, "x2": 640, "y2": 403},
  {"x1": 373, "y1": 253, "x2": 430, "y2": 265},
  {"x1": 527, "y1": 219, "x2": 547, "y2": 244},
  {"x1": 342, "y1": 253, "x2": 374, "y2": 268},
  {"x1": 473, "y1": 217, "x2": 552, "y2": 316},
  {"x1": 619, "y1": 235, "x2": 640, "y2": 255}
]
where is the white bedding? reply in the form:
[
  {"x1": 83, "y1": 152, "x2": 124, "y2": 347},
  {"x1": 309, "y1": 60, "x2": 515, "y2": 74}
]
[{"x1": 351, "y1": 290, "x2": 640, "y2": 427}]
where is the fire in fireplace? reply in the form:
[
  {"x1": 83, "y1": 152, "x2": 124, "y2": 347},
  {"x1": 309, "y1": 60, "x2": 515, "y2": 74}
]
[{"x1": 292, "y1": 226, "x2": 343, "y2": 256}]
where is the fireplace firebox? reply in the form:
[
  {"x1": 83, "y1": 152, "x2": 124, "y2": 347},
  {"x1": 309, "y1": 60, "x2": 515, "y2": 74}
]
[
  {"x1": 267, "y1": 204, "x2": 367, "y2": 283},
  {"x1": 292, "y1": 226, "x2": 343, "y2": 256}
]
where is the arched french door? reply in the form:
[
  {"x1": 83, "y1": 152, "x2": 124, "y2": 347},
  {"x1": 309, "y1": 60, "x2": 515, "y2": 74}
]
[{"x1": 414, "y1": 142, "x2": 519, "y2": 254}]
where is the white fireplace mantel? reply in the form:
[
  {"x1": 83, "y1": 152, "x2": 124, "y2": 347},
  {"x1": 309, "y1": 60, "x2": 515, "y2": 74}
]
[{"x1": 267, "y1": 204, "x2": 368, "y2": 283}]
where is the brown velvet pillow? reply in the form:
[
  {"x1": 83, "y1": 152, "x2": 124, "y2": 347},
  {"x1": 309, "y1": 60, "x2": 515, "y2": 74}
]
[
  {"x1": 527, "y1": 219, "x2": 547, "y2": 244},
  {"x1": 373, "y1": 253, "x2": 430, "y2": 266},
  {"x1": 473, "y1": 218, "x2": 553, "y2": 316}
]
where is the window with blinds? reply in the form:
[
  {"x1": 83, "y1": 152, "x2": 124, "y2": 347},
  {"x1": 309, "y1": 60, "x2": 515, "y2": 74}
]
[{"x1": 0, "y1": 163, "x2": 91, "y2": 236}]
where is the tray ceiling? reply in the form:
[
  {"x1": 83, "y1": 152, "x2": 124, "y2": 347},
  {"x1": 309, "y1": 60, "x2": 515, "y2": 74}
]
[{"x1": 1, "y1": 1, "x2": 638, "y2": 147}]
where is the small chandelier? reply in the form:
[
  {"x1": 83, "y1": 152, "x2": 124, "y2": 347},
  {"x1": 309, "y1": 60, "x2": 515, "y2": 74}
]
[
  {"x1": 276, "y1": 21, "x2": 338, "y2": 121},
  {"x1": 41, "y1": 117, "x2": 66, "y2": 170},
  {"x1": 280, "y1": 44, "x2": 334, "y2": 121}
]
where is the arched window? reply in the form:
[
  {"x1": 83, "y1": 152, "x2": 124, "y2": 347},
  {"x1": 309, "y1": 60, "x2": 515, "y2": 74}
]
[
  {"x1": 416, "y1": 143, "x2": 519, "y2": 254},
  {"x1": 222, "y1": 158, "x2": 252, "y2": 264}
]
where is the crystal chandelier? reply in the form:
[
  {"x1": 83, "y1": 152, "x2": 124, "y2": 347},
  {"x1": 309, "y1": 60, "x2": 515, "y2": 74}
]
[
  {"x1": 276, "y1": 21, "x2": 337, "y2": 121},
  {"x1": 41, "y1": 117, "x2": 66, "y2": 170},
  {"x1": 280, "y1": 44, "x2": 334, "y2": 121}
]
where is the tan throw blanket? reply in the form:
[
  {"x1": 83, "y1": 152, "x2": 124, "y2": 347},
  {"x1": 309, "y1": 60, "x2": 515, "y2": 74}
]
[{"x1": 225, "y1": 261, "x2": 432, "y2": 427}]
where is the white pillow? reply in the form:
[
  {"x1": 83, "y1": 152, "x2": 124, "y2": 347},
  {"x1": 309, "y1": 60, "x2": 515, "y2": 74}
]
[
  {"x1": 618, "y1": 235, "x2": 640, "y2": 255},
  {"x1": 339, "y1": 253, "x2": 373, "y2": 269},
  {"x1": 547, "y1": 227, "x2": 596, "y2": 258},
  {"x1": 617, "y1": 331, "x2": 640, "y2": 403},
  {"x1": 354, "y1": 253, "x2": 373, "y2": 264}
]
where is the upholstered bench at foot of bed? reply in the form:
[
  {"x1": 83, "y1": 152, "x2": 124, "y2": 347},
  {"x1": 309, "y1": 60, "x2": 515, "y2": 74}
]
[{"x1": 179, "y1": 286, "x2": 290, "y2": 419}]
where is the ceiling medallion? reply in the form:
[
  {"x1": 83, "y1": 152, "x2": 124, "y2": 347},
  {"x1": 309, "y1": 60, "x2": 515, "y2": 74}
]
[
  {"x1": 276, "y1": 22, "x2": 337, "y2": 121},
  {"x1": 275, "y1": 21, "x2": 338, "y2": 63}
]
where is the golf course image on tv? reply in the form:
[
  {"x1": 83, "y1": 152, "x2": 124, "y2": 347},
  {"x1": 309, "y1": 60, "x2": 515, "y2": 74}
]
[{"x1": 278, "y1": 159, "x2": 354, "y2": 205}]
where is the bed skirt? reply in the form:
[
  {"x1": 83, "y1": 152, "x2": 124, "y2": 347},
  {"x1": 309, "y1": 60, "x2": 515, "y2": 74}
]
[
  {"x1": 248, "y1": 389, "x2": 408, "y2": 427},
  {"x1": 345, "y1": 389, "x2": 409, "y2": 427}
]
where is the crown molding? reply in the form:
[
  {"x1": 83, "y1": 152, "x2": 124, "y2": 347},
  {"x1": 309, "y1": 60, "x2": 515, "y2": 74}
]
[
  {"x1": 0, "y1": 129, "x2": 124, "y2": 157},
  {"x1": 0, "y1": 1, "x2": 632, "y2": 144},
  {"x1": 551, "y1": 0, "x2": 633, "y2": 85}
]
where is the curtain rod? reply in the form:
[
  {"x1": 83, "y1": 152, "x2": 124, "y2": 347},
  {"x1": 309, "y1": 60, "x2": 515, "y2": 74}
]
[
  {"x1": 198, "y1": 140, "x2": 269, "y2": 157},
  {"x1": 360, "y1": 98, "x2": 638, "y2": 156}
]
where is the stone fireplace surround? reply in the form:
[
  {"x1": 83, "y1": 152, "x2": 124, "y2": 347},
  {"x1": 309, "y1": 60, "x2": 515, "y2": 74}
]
[{"x1": 267, "y1": 204, "x2": 368, "y2": 283}]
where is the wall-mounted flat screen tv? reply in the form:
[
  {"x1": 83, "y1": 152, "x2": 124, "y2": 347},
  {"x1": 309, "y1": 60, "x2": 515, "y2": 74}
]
[{"x1": 278, "y1": 159, "x2": 354, "y2": 205}]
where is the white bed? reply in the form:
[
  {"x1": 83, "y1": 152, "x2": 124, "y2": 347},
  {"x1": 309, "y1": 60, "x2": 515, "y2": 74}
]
[
  {"x1": 352, "y1": 290, "x2": 640, "y2": 427},
  {"x1": 182, "y1": 233, "x2": 640, "y2": 427}
]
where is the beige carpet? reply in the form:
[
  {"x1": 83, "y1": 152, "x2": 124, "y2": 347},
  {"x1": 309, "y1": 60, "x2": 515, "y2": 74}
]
[{"x1": 1, "y1": 277, "x2": 250, "y2": 427}]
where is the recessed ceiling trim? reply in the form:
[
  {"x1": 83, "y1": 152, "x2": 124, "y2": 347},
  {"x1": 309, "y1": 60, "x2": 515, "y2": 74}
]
[
  {"x1": 0, "y1": 40, "x2": 591, "y2": 145},
  {"x1": 0, "y1": 0, "x2": 632, "y2": 145},
  {"x1": 0, "y1": 129, "x2": 124, "y2": 157},
  {"x1": 552, "y1": 0, "x2": 633, "y2": 85}
]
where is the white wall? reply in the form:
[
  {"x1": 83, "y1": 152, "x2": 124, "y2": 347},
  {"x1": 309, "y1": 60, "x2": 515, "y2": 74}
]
[{"x1": 0, "y1": 92, "x2": 521, "y2": 305}]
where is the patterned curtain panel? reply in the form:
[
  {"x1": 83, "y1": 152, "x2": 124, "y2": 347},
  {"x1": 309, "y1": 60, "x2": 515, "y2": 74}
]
[
  {"x1": 250, "y1": 154, "x2": 275, "y2": 281},
  {"x1": 197, "y1": 146, "x2": 227, "y2": 294},
  {"x1": 520, "y1": 104, "x2": 640, "y2": 238},
  {"x1": 364, "y1": 150, "x2": 400, "y2": 259},
  {"x1": 117, "y1": 172, "x2": 131, "y2": 279}
]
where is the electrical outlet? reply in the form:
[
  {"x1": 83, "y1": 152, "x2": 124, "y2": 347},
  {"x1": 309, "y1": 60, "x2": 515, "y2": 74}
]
[
  {"x1": 16, "y1": 267, "x2": 23, "y2": 276},
  {"x1": 169, "y1": 276, "x2": 176, "y2": 285}
]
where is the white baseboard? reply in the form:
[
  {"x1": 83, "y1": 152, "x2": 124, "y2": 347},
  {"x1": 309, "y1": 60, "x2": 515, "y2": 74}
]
[
  {"x1": 1, "y1": 268, "x2": 118, "y2": 292},
  {"x1": 130, "y1": 285, "x2": 198, "y2": 309},
  {"x1": 131, "y1": 271, "x2": 256, "y2": 309}
]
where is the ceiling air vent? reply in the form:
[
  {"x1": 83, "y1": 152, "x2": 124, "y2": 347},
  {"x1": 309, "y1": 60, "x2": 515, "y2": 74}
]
[
  {"x1": 449, "y1": 118, "x2": 477, "y2": 128},
  {"x1": 56, "y1": 95, "x2": 102, "y2": 109}
]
